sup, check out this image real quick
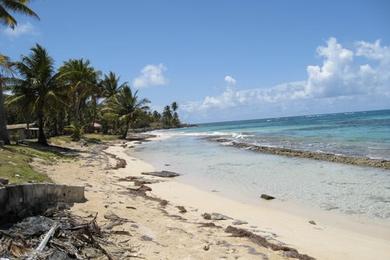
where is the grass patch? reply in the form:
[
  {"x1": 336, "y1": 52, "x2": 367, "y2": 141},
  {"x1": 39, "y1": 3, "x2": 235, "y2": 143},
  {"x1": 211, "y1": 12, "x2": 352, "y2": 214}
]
[
  {"x1": 50, "y1": 134, "x2": 120, "y2": 145},
  {"x1": 49, "y1": 135, "x2": 73, "y2": 145},
  {"x1": 0, "y1": 143, "x2": 76, "y2": 184},
  {"x1": 83, "y1": 134, "x2": 120, "y2": 142}
]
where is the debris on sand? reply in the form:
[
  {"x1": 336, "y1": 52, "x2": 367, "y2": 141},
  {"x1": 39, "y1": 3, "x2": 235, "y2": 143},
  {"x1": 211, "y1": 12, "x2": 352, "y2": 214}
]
[
  {"x1": 0, "y1": 209, "x2": 136, "y2": 260},
  {"x1": 141, "y1": 171, "x2": 180, "y2": 178},
  {"x1": 126, "y1": 133, "x2": 156, "y2": 141},
  {"x1": 225, "y1": 226, "x2": 315, "y2": 260},
  {"x1": 232, "y1": 219, "x2": 248, "y2": 225},
  {"x1": 176, "y1": 206, "x2": 187, "y2": 214},
  {"x1": 202, "y1": 213, "x2": 232, "y2": 221}
]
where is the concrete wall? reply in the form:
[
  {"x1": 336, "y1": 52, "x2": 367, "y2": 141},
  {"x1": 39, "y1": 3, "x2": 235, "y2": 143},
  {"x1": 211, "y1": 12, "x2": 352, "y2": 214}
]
[{"x1": 0, "y1": 183, "x2": 85, "y2": 224}]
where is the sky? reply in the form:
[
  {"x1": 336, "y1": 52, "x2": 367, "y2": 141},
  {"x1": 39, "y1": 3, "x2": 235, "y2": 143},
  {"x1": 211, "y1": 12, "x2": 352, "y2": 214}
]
[{"x1": 1, "y1": 0, "x2": 389, "y2": 123}]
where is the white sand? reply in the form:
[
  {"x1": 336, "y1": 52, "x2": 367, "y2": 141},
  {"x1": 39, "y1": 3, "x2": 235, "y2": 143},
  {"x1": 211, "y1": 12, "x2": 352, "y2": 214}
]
[{"x1": 38, "y1": 140, "x2": 390, "y2": 259}]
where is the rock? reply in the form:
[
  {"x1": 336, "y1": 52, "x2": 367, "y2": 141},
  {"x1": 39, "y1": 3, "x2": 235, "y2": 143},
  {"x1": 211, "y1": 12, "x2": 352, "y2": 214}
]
[
  {"x1": 232, "y1": 220, "x2": 248, "y2": 225},
  {"x1": 0, "y1": 178, "x2": 9, "y2": 185},
  {"x1": 203, "y1": 244, "x2": 210, "y2": 251},
  {"x1": 113, "y1": 158, "x2": 127, "y2": 169},
  {"x1": 308, "y1": 220, "x2": 316, "y2": 225},
  {"x1": 176, "y1": 206, "x2": 187, "y2": 213},
  {"x1": 202, "y1": 213, "x2": 212, "y2": 220},
  {"x1": 260, "y1": 194, "x2": 275, "y2": 200},
  {"x1": 202, "y1": 212, "x2": 231, "y2": 221},
  {"x1": 164, "y1": 163, "x2": 170, "y2": 166},
  {"x1": 140, "y1": 235, "x2": 153, "y2": 241},
  {"x1": 141, "y1": 171, "x2": 180, "y2": 178},
  {"x1": 160, "y1": 200, "x2": 168, "y2": 207}
]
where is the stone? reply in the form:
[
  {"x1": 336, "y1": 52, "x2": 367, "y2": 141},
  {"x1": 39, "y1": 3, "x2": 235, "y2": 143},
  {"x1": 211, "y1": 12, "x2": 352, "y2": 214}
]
[
  {"x1": 202, "y1": 212, "x2": 231, "y2": 221},
  {"x1": 141, "y1": 171, "x2": 180, "y2": 178},
  {"x1": 176, "y1": 206, "x2": 187, "y2": 213},
  {"x1": 140, "y1": 235, "x2": 153, "y2": 241},
  {"x1": 308, "y1": 220, "x2": 316, "y2": 225},
  {"x1": 0, "y1": 178, "x2": 9, "y2": 185},
  {"x1": 260, "y1": 194, "x2": 275, "y2": 200},
  {"x1": 232, "y1": 220, "x2": 248, "y2": 225}
]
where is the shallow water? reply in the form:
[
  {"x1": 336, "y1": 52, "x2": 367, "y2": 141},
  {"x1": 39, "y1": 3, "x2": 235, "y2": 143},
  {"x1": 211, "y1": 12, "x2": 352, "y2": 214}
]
[
  {"x1": 174, "y1": 109, "x2": 390, "y2": 160},
  {"x1": 133, "y1": 135, "x2": 390, "y2": 220}
]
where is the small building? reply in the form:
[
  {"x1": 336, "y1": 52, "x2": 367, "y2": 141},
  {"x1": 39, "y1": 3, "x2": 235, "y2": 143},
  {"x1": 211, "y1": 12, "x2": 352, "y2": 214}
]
[
  {"x1": 6, "y1": 123, "x2": 39, "y2": 141},
  {"x1": 89, "y1": 122, "x2": 102, "y2": 133}
]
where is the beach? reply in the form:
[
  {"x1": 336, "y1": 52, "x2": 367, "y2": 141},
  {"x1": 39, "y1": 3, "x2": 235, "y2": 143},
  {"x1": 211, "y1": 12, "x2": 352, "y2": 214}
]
[{"x1": 33, "y1": 137, "x2": 390, "y2": 260}]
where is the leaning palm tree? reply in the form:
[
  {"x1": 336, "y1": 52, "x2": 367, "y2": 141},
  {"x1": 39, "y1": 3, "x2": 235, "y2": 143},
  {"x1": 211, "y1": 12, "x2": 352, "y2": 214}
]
[
  {"x1": 0, "y1": 54, "x2": 13, "y2": 144},
  {"x1": 104, "y1": 86, "x2": 149, "y2": 139},
  {"x1": 0, "y1": 0, "x2": 39, "y2": 28},
  {"x1": 7, "y1": 44, "x2": 62, "y2": 145},
  {"x1": 58, "y1": 59, "x2": 99, "y2": 140}
]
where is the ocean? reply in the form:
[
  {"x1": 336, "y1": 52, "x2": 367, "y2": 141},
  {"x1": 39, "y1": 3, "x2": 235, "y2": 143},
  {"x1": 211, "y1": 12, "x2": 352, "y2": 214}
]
[{"x1": 132, "y1": 109, "x2": 390, "y2": 220}]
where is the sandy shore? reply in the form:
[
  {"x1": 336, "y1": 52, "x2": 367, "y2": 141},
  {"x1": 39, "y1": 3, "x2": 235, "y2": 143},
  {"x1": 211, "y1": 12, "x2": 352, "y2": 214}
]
[{"x1": 34, "y1": 140, "x2": 390, "y2": 259}]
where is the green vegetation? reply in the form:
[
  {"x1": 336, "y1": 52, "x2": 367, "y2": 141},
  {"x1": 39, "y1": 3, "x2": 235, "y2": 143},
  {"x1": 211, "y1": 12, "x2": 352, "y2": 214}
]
[
  {"x1": 1, "y1": 0, "x2": 39, "y2": 145},
  {"x1": 0, "y1": 0, "x2": 39, "y2": 29},
  {"x1": 49, "y1": 134, "x2": 120, "y2": 145},
  {"x1": 2, "y1": 45, "x2": 183, "y2": 144},
  {"x1": 0, "y1": 144, "x2": 68, "y2": 184}
]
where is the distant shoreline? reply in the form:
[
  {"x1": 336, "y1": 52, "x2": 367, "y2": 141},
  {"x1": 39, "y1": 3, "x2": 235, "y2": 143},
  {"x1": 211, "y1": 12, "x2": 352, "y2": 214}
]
[{"x1": 206, "y1": 136, "x2": 390, "y2": 170}]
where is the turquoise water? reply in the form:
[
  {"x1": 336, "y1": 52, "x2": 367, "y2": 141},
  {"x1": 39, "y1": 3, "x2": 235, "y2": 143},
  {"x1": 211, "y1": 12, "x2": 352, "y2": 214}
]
[
  {"x1": 132, "y1": 110, "x2": 390, "y2": 220},
  {"x1": 178, "y1": 109, "x2": 390, "y2": 160}
]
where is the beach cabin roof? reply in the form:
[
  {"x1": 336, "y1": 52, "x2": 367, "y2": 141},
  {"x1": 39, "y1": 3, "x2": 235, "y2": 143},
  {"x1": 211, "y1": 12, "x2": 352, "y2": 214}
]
[{"x1": 93, "y1": 122, "x2": 102, "y2": 129}]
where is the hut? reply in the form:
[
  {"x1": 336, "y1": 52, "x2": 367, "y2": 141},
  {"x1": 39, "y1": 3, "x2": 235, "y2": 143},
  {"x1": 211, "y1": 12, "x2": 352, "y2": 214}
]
[{"x1": 6, "y1": 123, "x2": 39, "y2": 141}]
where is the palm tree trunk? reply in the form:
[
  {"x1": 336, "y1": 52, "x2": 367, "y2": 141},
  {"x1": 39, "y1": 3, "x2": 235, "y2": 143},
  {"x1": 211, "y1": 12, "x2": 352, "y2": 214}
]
[
  {"x1": 37, "y1": 111, "x2": 47, "y2": 145},
  {"x1": 0, "y1": 83, "x2": 10, "y2": 145},
  {"x1": 122, "y1": 118, "x2": 130, "y2": 139}
]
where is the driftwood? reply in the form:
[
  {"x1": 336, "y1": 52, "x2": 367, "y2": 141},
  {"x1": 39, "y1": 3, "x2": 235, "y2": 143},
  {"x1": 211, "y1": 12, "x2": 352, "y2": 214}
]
[
  {"x1": 0, "y1": 210, "x2": 126, "y2": 259},
  {"x1": 141, "y1": 171, "x2": 180, "y2": 178},
  {"x1": 225, "y1": 226, "x2": 315, "y2": 260},
  {"x1": 27, "y1": 222, "x2": 59, "y2": 260}
]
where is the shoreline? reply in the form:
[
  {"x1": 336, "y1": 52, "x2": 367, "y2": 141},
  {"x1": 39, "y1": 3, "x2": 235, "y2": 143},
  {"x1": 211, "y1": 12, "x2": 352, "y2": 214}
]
[
  {"x1": 37, "y1": 139, "x2": 390, "y2": 259},
  {"x1": 206, "y1": 136, "x2": 390, "y2": 169}
]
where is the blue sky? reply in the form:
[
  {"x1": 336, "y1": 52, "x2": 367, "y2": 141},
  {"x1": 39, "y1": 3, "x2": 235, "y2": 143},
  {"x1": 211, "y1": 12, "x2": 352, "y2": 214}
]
[{"x1": 1, "y1": 0, "x2": 389, "y2": 123}]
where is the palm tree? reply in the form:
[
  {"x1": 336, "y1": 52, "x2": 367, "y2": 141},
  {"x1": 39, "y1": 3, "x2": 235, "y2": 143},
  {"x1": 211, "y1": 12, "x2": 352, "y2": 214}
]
[
  {"x1": 171, "y1": 101, "x2": 178, "y2": 112},
  {"x1": 104, "y1": 86, "x2": 149, "y2": 139},
  {"x1": 0, "y1": 0, "x2": 39, "y2": 144},
  {"x1": 58, "y1": 59, "x2": 99, "y2": 140},
  {"x1": 7, "y1": 44, "x2": 62, "y2": 145},
  {"x1": 100, "y1": 71, "x2": 126, "y2": 99},
  {"x1": 162, "y1": 105, "x2": 172, "y2": 128},
  {"x1": 0, "y1": 0, "x2": 39, "y2": 28},
  {"x1": 0, "y1": 54, "x2": 12, "y2": 144}
]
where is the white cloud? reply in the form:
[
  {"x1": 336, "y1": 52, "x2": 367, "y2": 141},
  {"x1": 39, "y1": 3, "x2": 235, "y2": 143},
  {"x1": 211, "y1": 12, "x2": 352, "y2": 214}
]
[
  {"x1": 2, "y1": 22, "x2": 37, "y2": 38},
  {"x1": 224, "y1": 75, "x2": 236, "y2": 86},
  {"x1": 133, "y1": 64, "x2": 168, "y2": 88},
  {"x1": 183, "y1": 37, "x2": 390, "y2": 120}
]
